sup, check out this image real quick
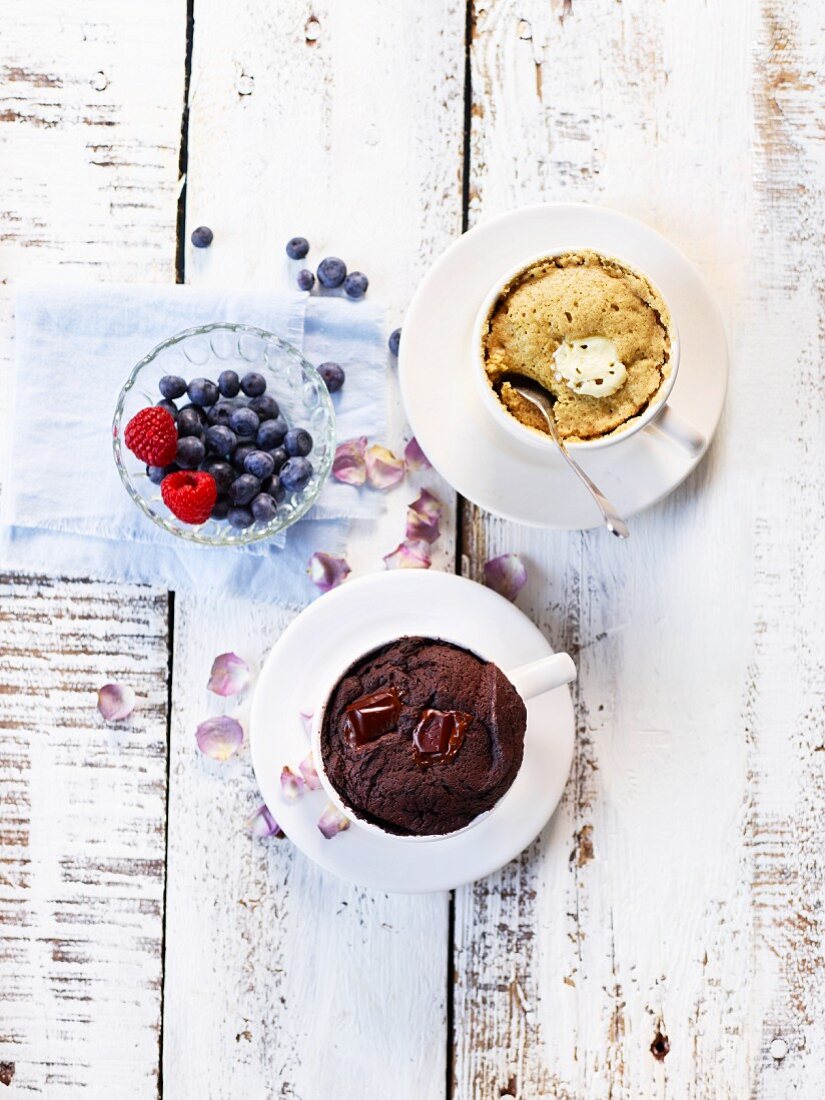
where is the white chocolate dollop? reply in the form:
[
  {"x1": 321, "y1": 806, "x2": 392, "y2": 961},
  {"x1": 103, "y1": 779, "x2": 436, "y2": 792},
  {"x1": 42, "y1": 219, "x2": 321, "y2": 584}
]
[{"x1": 552, "y1": 336, "x2": 627, "y2": 398}]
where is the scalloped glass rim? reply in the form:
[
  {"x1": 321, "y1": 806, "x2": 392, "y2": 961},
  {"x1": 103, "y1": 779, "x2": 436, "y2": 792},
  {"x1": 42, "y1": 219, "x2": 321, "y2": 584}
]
[{"x1": 112, "y1": 322, "x2": 335, "y2": 546}]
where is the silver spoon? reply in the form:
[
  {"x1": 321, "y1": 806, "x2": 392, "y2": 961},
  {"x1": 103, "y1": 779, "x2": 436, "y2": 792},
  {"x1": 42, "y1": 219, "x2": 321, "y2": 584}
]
[{"x1": 509, "y1": 381, "x2": 630, "y2": 539}]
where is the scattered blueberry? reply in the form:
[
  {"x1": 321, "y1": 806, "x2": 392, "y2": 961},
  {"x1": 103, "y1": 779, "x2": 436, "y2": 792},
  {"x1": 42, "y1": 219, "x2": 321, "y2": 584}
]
[
  {"x1": 343, "y1": 271, "x2": 368, "y2": 299},
  {"x1": 231, "y1": 443, "x2": 256, "y2": 472},
  {"x1": 280, "y1": 457, "x2": 313, "y2": 492},
  {"x1": 240, "y1": 372, "x2": 266, "y2": 398},
  {"x1": 207, "y1": 401, "x2": 235, "y2": 427},
  {"x1": 317, "y1": 256, "x2": 347, "y2": 289},
  {"x1": 228, "y1": 506, "x2": 254, "y2": 529},
  {"x1": 191, "y1": 226, "x2": 214, "y2": 249},
  {"x1": 156, "y1": 399, "x2": 179, "y2": 420},
  {"x1": 178, "y1": 406, "x2": 205, "y2": 437},
  {"x1": 249, "y1": 394, "x2": 279, "y2": 420},
  {"x1": 284, "y1": 427, "x2": 313, "y2": 457},
  {"x1": 268, "y1": 446, "x2": 288, "y2": 472},
  {"x1": 205, "y1": 424, "x2": 238, "y2": 457},
  {"x1": 256, "y1": 417, "x2": 288, "y2": 449},
  {"x1": 318, "y1": 362, "x2": 345, "y2": 393},
  {"x1": 159, "y1": 375, "x2": 187, "y2": 400},
  {"x1": 187, "y1": 377, "x2": 219, "y2": 407},
  {"x1": 250, "y1": 493, "x2": 278, "y2": 523},
  {"x1": 243, "y1": 450, "x2": 275, "y2": 480},
  {"x1": 204, "y1": 460, "x2": 235, "y2": 494},
  {"x1": 230, "y1": 406, "x2": 260, "y2": 438},
  {"x1": 262, "y1": 474, "x2": 286, "y2": 502},
  {"x1": 176, "y1": 435, "x2": 206, "y2": 470},
  {"x1": 228, "y1": 473, "x2": 261, "y2": 505},
  {"x1": 211, "y1": 497, "x2": 231, "y2": 520},
  {"x1": 147, "y1": 463, "x2": 176, "y2": 485},
  {"x1": 218, "y1": 369, "x2": 241, "y2": 398},
  {"x1": 297, "y1": 269, "x2": 315, "y2": 292},
  {"x1": 388, "y1": 328, "x2": 401, "y2": 356},
  {"x1": 286, "y1": 236, "x2": 310, "y2": 260}
]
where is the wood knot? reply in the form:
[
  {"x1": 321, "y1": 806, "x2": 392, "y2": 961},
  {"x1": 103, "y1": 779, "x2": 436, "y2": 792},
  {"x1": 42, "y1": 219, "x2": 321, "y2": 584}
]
[
  {"x1": 650, "y1": 1031, "x2": 670, "y2": 1060},
  {"x1": 770, "y1": 1037, "x2": 788, "y2": 1061},
  {"x1": 500, "y1": 1075, "x2": 517, "y2": 1096},
  {"x1": 0, "y1": 1063, "x2": 14, "y2": 1087},
  {"x1": 236, "y1": 72, "x2": 254, "y2": 96},
  {"x1": 305, "y1": 16, "x2": 321, "y2": 44}
]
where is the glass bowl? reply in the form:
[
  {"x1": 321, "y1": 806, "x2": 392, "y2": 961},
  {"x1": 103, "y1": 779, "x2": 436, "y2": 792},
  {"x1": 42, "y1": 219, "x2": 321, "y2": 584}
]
[{"x1": 112, "y1": 323, "x2": 335, "y2": 546}]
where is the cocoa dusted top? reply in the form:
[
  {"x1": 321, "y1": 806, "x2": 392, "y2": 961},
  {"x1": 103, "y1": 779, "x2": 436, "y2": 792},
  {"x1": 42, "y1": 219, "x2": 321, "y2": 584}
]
[{"x1": 320, "y1": 636, "x2": 527, "y2": 836}]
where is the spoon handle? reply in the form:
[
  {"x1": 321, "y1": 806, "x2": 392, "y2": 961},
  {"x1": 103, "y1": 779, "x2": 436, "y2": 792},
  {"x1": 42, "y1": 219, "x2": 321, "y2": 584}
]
[{"x1": 555, "y1": 444, "x2": 630, "y2": 539}]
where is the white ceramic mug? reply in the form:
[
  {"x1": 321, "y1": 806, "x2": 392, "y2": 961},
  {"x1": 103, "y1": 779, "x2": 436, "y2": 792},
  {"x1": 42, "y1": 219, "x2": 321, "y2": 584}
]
[
  {"x1": 472, "y1": 249, "x2": 704, "y2": 454},
  {"x1": 310, "y1": 635, "x2": 576, "y2": 843}
]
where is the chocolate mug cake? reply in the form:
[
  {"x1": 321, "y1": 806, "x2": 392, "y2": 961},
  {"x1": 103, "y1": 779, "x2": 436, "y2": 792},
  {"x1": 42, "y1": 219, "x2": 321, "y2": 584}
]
[{"x1": 319, "y1": 636, "x2": 527, "y2": 837}]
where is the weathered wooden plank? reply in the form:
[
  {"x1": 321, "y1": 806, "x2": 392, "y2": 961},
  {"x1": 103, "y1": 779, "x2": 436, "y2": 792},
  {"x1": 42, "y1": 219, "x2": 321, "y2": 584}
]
[
  {"x1": 456, "y1": 0, "x2": 825, "y2": 1097},
  {"x1": 0, "y1": 2, "x2": 186, "y2": 1094},
  {"x1": 0, "y1": 576, "x2": 170, "y2": 1096},
  {"x1": 162, "y1": 2, "x2": 465, "y2": 1096}
]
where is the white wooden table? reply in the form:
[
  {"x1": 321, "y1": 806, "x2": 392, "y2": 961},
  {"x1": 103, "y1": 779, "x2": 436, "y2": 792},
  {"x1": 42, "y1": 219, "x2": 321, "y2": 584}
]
[{"x1": 2, "y1": 2, "x2": 824, "y2": 1097}]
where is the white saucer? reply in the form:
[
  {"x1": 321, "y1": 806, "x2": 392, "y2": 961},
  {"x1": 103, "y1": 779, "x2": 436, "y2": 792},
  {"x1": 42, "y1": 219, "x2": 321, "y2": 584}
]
[
  {"x1": 249, "y1": 571, "x2": 575, "y2": 893},
  {"x1": 399, "y1": 203, "x2": 728, "y2": 529}
]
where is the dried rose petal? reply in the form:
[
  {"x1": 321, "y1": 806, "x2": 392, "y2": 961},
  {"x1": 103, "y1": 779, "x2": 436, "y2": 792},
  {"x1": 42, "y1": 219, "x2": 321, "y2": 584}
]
[
  {"x1": 206, "y1": 652, "x2": 251, "y2": 697},
  {"x1": 97, "y1": 683, "x2": 136, "y2": 721},
  {"x1": 406, "y1": 489, "x2": 444, "y2": 544},
  {"x1": 366, "y1": 444, "x2": 406, "y2": 490},
  {"x1": 246, "y1": 802, "x2": 284, "y2": 839},
  {"x1": 318, "y1": 802, "x2": 351, "y2": 839},
  {"x1": 308, "y1": 551, "x2": 351, "y2": 593},
  {"x1": 280, "y1": 765, "x2": 305, "y2": 801},
  {"x1": 195, "y1": 715, "x2": 244, "y2": 761},
  {"x1": 332, "y1": 436, "x2": 367, "y2": 486},
  {"x1": 404, "y1": 437, "x2": 431, "y2": 470},
  {"x1": 383, "y1": 539, "x2": 432, "y2": 570},
  {"x1": 483, "y1": 553, "x2": 528, "y2": 602},
  {"x1": 299, "y1": 751, "x2": 322, "y2": 791}
]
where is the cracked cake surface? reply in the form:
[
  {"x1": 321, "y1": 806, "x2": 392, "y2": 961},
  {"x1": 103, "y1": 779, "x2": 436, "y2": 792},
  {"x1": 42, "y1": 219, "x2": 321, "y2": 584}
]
[
  {"x1": 320, "y1": 636, "x2": 527, "y2": 836},
  {"x1": 482, "y1": 249, "x2": 672, "y2": 442}
]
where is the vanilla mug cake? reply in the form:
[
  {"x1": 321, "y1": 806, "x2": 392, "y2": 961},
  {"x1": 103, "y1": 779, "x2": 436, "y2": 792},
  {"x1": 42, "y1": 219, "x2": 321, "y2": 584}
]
[{"x1": 476, "y1": 249, "x2": 678, "y2": 448}]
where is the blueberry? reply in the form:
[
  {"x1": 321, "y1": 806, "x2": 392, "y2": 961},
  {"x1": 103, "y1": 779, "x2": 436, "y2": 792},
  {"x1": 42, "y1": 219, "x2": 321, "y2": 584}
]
[
  {"x1": 205, "y1": 424, "x2": 238, "y2": 457},
  {"x1": 176, "y1": 436, "x2": 206, "y2": 469},
  {"x1": 178, "y1": 406, "x2": 205, "y2": 437},
  {"x1": 297, "y1": 269, "x2": 315, "y2": 292},
  {"x1": 229, "y1": 473, "x2": 261, "y2": 505},
  {"x1": 317, "y1": 256, "x2": 347, "y2": 289},
  {"x1": 156, "y1": 399, "x2": 179, "y2": 420},
  {"x1": 227, "y1": 506, "x2": 254, "y2": 529},
  {"x1": 231, "y1": 443, "x2": 256, "y2": 472},
  {"x1": 211, "y1": 497, "x2": 231, "y2": 520},
  {"x1": 248, "y1": 394, "x2": 279, "y2": 421},
  {"x1": 218, "y1": 369, "x2": 240, "y2": 398},
  {"x1": 147, "y1": 463, "x2": 176, "y2": 485},
  {"x1": 318, "y1": 362, "x2": 345, "y2": 393},
  {"x1": 268, "y1": 446, "x2": 288, "y2": 472},
  {"x1": 159, "y1": 374, "x2": 187, "y2": 400},
  {"x1": 229, "y1": 406, "x2": 260, "y2": 438},
  {"x1": 284, "y1": 427, "x2": 313, "y2": 457},
  {"x1": 204, "y1": 460, "x2": 235, "y2": 494},
  {"x1": 243, "y1": 450, "x2": 275, "y2": 480},
  {"x1": 240, "y1": 372, "x2": 266, "y2": 398},
  {"x1": 207, "y1": 400, "x2": 235, "y2": 427},
  {"x1": 280, "y1": 457, "x2": 313, "y2": 492},
  {"x1": 286, "y1": 236, "x2": 310, "y2": 260},
  {"x1": 191, "y1": 226, "x2": 213, "y2": 248},
  {"x1": 343, "y1": 271, "x2": 368, "y2": 299},
  {"x1": 187, "y1": 377, "x2": 219, "y2": 407},
  {"x1": 256, "y1": 417, "x2": 288, "y2": 449},
  {"x1": 388, "y1": 327, "x2": 401, "y2": 356},
  {"x1": 261, "y1": 474, "x2": 286, "y2": 503},
  {"x1": 250, "y1": 493, "x2": 278, "y2": 523}
]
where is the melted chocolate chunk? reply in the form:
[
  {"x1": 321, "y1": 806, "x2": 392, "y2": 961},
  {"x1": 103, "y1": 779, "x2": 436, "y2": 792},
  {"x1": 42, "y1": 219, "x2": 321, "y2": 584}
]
[
  {"x1": 412, "y1": 709, "x2": 471, "y2": 767},
  {"x1": 344, "y1": 687, "x2": 402, "y2": 748}
]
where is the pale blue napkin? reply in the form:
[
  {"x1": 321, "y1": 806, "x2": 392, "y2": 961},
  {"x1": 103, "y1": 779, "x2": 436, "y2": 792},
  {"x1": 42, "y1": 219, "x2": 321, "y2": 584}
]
[{"x1": 1, "y1": 284, "x2": 387, "y2": 607}]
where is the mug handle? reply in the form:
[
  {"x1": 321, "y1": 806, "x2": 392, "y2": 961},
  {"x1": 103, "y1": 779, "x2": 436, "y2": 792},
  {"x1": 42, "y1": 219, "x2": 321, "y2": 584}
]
[
  {"x1": 645, "y1": 404, "x2": 705, "y2": 454},
  {"x1": 508, "y1": 652, "x2": 576, "y2": 701}
]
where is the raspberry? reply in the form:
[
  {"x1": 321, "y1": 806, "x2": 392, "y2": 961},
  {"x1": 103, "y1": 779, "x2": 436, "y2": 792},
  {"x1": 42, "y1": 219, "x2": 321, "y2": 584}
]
[
  {"x1": 160, "y1": 471, "x2": 217, "y2": 525},
  {"x1": 124, "y1": 407, "x2": 178, "y2": 466}
]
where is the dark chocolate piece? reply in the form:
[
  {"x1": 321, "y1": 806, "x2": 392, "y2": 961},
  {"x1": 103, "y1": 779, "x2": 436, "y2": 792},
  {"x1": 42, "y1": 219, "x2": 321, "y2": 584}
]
[
  {"x1": 412, "y1": 709, "x2": 471, "y2": 766},
  {"x1": 344, "y1": 687, "x2": 402, "y2": 748}
]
